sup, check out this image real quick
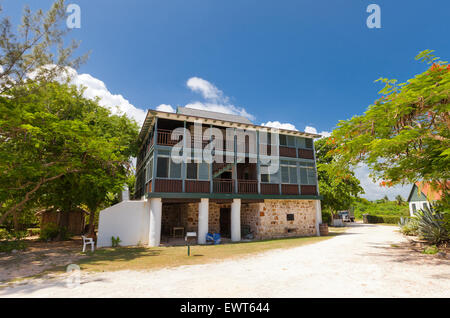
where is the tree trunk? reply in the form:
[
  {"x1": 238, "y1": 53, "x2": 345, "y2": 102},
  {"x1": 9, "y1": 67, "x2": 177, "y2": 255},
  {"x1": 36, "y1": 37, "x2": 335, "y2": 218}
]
[
  {"x1": 13, "y1": 209, "x2": 20, "y2": 231},
  {"x1": 87, "y1": 209, "x2": 96, "y2": 236}
]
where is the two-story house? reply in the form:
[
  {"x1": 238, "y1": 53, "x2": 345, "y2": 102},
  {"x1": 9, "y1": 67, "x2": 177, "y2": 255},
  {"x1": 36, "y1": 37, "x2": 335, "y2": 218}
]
[{"x1": 97, "y1": 107, "x2": 323, "y2": 247}]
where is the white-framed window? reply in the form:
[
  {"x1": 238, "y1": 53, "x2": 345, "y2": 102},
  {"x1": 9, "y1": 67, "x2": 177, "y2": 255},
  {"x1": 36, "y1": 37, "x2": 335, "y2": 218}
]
[
  {"x1": 281, "y1": 160, "x2": 298, "y2": 184},
  {"x1": 186, "y1": 162, "x2": 210, "y2": 180},
  {"x1": 156, "y1": 154, "x2": 182, "y2": 179},
  {"x1": 299, "y1": 161, "x2": 316, "y2": 185},
  {"x1": 260, "y1": 164, "x2": 280, "y2": 183},
  {"x1": 145, "y1": 157, "x2": 153, "y2": 182},
  {"x1": 411, "y1": 203, "x2": 417, "y2": 213}
]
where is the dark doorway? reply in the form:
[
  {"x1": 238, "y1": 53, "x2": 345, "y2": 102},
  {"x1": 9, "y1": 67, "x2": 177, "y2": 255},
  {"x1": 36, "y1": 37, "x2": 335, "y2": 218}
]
[{"x1": 220, "y1": 208, "x2": 231, "y2": 238}]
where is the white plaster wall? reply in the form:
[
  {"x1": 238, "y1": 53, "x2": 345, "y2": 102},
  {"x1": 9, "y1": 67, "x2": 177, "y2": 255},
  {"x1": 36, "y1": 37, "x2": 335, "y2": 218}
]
[{"x1": 97, "y1": 200, "x2": 149, "y2": 247}]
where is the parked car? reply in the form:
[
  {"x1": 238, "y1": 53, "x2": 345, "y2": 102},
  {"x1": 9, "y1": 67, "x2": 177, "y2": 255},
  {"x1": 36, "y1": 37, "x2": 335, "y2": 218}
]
[{"x1": 338, "y1": 210, "x2": 355, "y2": 222}]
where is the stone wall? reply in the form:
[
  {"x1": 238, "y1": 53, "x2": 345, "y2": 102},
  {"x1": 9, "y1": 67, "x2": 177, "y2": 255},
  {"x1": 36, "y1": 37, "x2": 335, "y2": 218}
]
[
  {"x1": 161, "y1": 199, "x2": 317, "y2": 240},
  {"x1": 256, "y1": 200, "x2": 317, "y2": 239}
]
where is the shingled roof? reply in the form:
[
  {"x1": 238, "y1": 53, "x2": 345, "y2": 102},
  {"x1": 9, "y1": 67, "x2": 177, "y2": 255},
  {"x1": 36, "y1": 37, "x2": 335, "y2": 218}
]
[{"x1": 176, "y1": 106, "x2": 253, "y2": 125}]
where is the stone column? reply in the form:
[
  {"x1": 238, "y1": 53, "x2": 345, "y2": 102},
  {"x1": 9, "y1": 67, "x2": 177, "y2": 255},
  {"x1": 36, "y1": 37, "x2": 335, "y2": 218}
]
[
  {"x1": 198, "y1": 198, "x2": 209, "y2": 244},
  {"x1": 315, "y1": 200, "x2": 322, "y2": 236},
  {"x1": 149, "y1": 198, "x2": 162, "y2": 246},
  {"x1": 231, "y1": 198, "x2": 241, "y2": 241}
]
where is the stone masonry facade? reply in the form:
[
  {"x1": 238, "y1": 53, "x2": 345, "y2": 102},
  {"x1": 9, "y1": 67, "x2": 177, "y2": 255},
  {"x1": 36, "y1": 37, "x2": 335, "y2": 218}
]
[{"x1": 161, "y1": 199, "x2": 317, "y2": 239}]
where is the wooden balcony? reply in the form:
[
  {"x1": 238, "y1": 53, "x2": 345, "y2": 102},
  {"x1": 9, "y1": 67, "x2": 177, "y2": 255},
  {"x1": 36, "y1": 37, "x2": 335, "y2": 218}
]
[
  {"x1": 298, "y1": 148, "x2": 314, "y2": 159},
  {"x1": 157, "y1": 129, "x2": 181, "y2": 146},
  {"x1": 281, "y1": 184, "x2": 299, "y2": 195},
  {"x1": 237, "y1": 180, "x2": 258, "y2": 194},
  {"x1": 260, "y1": 183, "x2": 280, "y2": 195},
  {"x1": 213, "y1": 179, "x2": 234, "y2": 193},
  {"x1": 301, "y1": 185, "x2": 317, "y2": 195},
  {"x1": 185, "y1": 180, "x2": 210, "y2": 193},
  {"x1": 154, "y1": 178, "x2": 182, "y2": 192},
  {"x1": 279, "y1": 146, "x2": 297, "y2": 158}
]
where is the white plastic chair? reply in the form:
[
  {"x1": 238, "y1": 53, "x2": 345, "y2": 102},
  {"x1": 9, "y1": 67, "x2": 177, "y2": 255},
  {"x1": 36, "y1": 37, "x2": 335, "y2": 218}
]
[{"x1": 82, "y1": 235, "x2": 95, "y2": 252}]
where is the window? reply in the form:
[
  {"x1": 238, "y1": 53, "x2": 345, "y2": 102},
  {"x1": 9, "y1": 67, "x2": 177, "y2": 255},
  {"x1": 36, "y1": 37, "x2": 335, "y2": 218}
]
[
  {"x1": 145, "y1": 158, "x2": 153, "y2": 182},
  {"x1": 186, "y1": 162, "x2": 210, "y2": 180},
  {"x1": 287, "y1": 214, "x2": 294, "y2": 221},
  {"x1": 157, "y1": 157, "x2": 169, "y2": 178},
  {"x1": 279, "y1": 134, "x2": 287, "y2": 146},
  {"x1": 412, "y1": 203, "x2": 417, "y2": 213},
  {"x1": 280, "y1": 161, "x2": 298, "y2": 184},
  {"x1": 186, "y1": 163, "x2": 197, "y2": 179},
  {"x1": 156, "y1": 156, "x2": 181, "y2": 179},
  {"x1": 260, "y1": 164, "x2": 280, "y2": 183},
  {"x1": 297, "y1": 137, "x2": 313, "y2": 149},
  {"x1": 299, "y1": 161, "x2": 316, "y2": 185}
]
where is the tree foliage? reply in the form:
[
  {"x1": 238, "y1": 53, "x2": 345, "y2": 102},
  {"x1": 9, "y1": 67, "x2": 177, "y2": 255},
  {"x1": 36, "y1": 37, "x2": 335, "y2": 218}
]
[
  {"x1": 315, "y1": 137, "x2": 364, "y2": 217},
  {"x1": 0, "y1": 82, "x2": 139, "y2": 227},
  {"x1": 0, "y1": 0, "x2": 88, "y2": 93},
  {"x1": 331, "y1": 50, "x2": 449, "y2": 203}
]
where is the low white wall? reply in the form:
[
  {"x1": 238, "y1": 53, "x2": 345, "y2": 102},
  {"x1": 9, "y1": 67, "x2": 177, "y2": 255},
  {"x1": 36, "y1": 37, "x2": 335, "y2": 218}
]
[{"x1": 97, "y1": 200, "x2": 149, "y2": 247}]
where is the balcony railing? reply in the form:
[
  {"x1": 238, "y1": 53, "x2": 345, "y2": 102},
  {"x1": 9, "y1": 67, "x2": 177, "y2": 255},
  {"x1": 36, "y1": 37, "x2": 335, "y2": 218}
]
[
  {"x1": 237, "y1": 179, "x2": 258, "y2": 194},
  {"x1": 213, "y1": 179, "x2": 234, "y2": 193},
  {"x1": 260, "y1": 183, "x2": 280, "y2": 195},
  {"x1": 301, "y1": 185, "x2": 317, "y2": 195},
  {"x1": 157, "y1": 129, "x2": 180, "y2": 146},
  {"x1": 185, "y1": 180, "x2": 210, "y2": 193},
  {"x1": 281, "y1": 184, "x2": 299, "y2": 195},
  {"x1": 298, "y1": 148, "x2": 314, "y2": 159},
  {"x1": 154, "y1": 178, "x2": 182, "y2": 192},
  {"x1": 279, "y1": 146, "x2": 297, "y2": 158}
]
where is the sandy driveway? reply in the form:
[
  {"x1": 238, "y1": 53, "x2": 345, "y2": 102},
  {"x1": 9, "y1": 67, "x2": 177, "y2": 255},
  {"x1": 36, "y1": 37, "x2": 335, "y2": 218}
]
[{"x1": 1, "y1": 223, "x2": 449, "y2": 297}]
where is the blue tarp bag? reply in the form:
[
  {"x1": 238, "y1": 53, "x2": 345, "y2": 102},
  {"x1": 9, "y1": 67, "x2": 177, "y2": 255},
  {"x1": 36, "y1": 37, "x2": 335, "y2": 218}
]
[
  {"x1": 206, "y1": 232, "x2": 214, "y2": 243},
  {"x1": 213, "y1": 233, "x2": 221, "y2": 245}
]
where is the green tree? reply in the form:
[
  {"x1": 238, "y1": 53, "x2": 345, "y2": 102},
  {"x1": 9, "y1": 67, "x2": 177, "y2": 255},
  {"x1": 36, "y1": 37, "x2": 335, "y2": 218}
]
[
  {"x1": 0, "y1": 0, "x2": 87, "y2": 94},
  {"x1": 0, "y1": 82, "x2": 139, "y2": 231},
  {"x1": 332, "y1": 50, "x2": 449, "y2": 205},
  {"x1": 315, "y1": 137, "x2": 364, "y2": 219},
  {"x1": 395, "y1": 195, "x2": 404, "y2": 205}
]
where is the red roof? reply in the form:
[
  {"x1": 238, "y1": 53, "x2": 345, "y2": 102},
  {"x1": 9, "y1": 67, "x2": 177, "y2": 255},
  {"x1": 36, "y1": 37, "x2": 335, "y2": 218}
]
[{"x1": 415, "y1": 181, "x2": 449, "y2": 201}]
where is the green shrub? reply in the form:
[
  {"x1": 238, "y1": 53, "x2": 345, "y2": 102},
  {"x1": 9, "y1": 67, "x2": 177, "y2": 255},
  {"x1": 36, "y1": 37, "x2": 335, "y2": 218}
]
[
  {"x1": 0, "y1": 230, "x2": 27, "y2": 253},
  {"x1": 365, "y1": 214, "x2": 401, "y2": 224},
  {"x1": 398, "y1": 217, "x2": 419, "y2": 236},
  {"x1": 416, "y1": 207, "x2": 449, "y2": 244},
  {"x1": 321, "y1": 210, "x2": 332, "y2": 225},
  {"x1": 111, "y1": 236, "x2": 121, "y2": 247},
  {"x1": 27, "y1": 228, "x2": 41, "y2": 236},
  {"x1": 422, "y1": 245, "x2": 439, "y2": 255},
  {"x1": 40, "y1": 223, "x2": 60, "y2": 241}
]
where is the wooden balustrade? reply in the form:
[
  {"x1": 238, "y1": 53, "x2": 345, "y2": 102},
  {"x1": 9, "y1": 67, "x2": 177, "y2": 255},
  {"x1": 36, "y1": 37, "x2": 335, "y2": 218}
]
[
  {"x1": 213, "y1": 179, "x2": 234, "y2": 193},
  {"x1": 260, "y1": 183, "x2": 280, "y2": 195},
  {"x1": 300, "y1": 185, "x2": 317, "y2": 195},
  {"x1": 281, "y1": 184, "x2": 299, "y2": 195},
  {"x1": 298, "y1": 148, "x2": 314, "y2": 159},
  {"x1": 154, "y1": 179, "x2": 182, "y2": 192},
  {"x1": 237, "y1": 179, "x2": 258, "y2": 194},
  {"x1": 279, "y1": 146, "x2": 297, "y2": 158},
  {"x1": 185, "y1": 180, "x2": 210, "y2": 193},
  {"x1": 157, "y1": 129, "x2": 181, "y2": 146}
]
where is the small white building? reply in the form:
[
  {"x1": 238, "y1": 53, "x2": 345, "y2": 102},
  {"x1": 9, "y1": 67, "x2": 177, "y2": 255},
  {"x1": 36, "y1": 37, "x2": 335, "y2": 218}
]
[{"x1": 406, "y1": 182, "x2": 446, "y2": 216}]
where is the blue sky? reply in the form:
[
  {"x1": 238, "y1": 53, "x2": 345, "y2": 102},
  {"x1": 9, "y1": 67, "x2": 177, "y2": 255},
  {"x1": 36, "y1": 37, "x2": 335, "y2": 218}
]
[{"x1": 4, "y1": 0, "x2": 449, "y2": 199}]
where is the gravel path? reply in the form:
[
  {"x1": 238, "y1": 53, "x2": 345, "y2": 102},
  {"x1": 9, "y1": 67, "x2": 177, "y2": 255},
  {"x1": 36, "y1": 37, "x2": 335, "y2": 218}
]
[{"x1": 1, "y1": 223, "x2": 449, "y2": 297}]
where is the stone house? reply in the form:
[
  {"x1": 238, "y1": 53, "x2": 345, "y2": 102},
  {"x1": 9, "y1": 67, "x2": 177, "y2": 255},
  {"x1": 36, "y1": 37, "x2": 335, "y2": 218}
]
[{"x1": 97, "y1": 107, "x2": 323, "y2": 247}]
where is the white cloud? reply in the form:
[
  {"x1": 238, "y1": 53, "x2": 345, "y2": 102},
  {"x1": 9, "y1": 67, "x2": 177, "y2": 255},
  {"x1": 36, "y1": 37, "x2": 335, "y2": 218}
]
[
  {"x1": 156, "y1": 104, "x2": 175, "y2": 113},
  {"x1": 354, "y1": 163, "x2": 411, "y2": 201},
  {"x1": 261, "y1": 121, "x2": 298, "y2": 131},
  {"x1": 66, "y1": 68, "x2": 146, "y2": 126},
  {"x1": 185, "y1": 77, "x2": 255, "y2": 121},
  {"x1": 304, "y1": 126, "x2": 331, "y2": 138}
]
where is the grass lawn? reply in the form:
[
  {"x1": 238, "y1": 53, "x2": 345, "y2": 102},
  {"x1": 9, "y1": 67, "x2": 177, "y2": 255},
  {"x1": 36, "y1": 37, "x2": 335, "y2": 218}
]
[{"x1": 70, "y1": 227, "x2": 346, "y2": 273}]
